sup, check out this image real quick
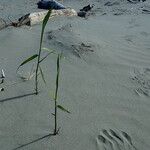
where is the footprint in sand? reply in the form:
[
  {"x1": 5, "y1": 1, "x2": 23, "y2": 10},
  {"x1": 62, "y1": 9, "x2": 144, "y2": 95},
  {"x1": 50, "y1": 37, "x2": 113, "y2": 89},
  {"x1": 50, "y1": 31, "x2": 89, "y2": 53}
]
[
  {"x1": 96, "y1": 129, "x2": 137, "y2": 150},
  {"x1": 140, "y1": 31, "x2": 150, "y2": 37},
  {"x1": 130, "y1": 68, "x2": 150, "y2": 97},
  {"x1": 46, "y1": 24, "x2": 95, "y2": 58},
  {"x1": 123, "y1": 35, "x2": 136, "y2": 45},
  {"x1": 128, "y1": 18, "x2": 140, "y2": 29}
]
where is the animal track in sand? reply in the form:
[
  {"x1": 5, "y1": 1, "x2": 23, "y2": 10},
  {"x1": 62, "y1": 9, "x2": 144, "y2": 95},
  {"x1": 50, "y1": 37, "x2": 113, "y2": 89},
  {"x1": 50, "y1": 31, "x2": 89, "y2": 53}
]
[
  {"x1": 123, "y1": 35, "x2": 136, "y2": 45},
  {"x1": 96, "y1": 129, "x2": 137, "y2": 150},
  {"x1": 131, "y1": 68, "x2": 150, "y2": 97}
]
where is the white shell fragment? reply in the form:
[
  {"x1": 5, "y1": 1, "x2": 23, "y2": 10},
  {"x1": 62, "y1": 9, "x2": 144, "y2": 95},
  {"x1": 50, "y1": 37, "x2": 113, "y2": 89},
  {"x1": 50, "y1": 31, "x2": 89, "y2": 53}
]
[{"x1": 1, "y1": 69, "x2": 5, "y2": 78}]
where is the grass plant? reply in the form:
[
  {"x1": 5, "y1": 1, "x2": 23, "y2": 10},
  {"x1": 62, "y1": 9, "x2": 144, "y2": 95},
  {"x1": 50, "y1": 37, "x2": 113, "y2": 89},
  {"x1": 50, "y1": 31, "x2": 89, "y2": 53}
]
[
  {"x1": 53, "y1": 54, "x2": 70, "y2": 135},
  {"x1": 17, "y1": 10, "x2": 52, "y2": 94},
  {"x1": 35, "y1": 10, "x2": 51, "y2": 94},
  {"x1": 17, "y1": 10, "x2": 70, "y2": 135}
]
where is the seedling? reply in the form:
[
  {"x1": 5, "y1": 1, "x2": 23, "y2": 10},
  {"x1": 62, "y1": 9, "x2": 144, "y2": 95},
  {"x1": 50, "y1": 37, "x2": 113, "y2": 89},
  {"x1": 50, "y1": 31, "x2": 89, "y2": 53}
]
[
  {"x1": 35, "y1": 10, "x2": 51, "y2": 94},
  {"x1": 52, "y1": 54, "x2": 70, "y2": 135},
  {"x1": 17, "y1": 10, "x2": 52, "y2": 94},
  {"x1": 17, "y1": 9, "x2": 70, "y2": 135}
]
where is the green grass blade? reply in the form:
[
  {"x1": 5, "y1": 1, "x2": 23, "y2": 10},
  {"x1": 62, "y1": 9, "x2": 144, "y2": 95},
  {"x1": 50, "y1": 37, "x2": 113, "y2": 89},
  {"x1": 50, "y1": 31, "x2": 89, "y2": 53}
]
[
  {"x1": 39, "y1": 65, "x2": 46, "y2": 84},
  {"x1": 17, "y1": 54, "x2": 38, "y2": 70},
  {"x1": 57, "y1": 105, "x2": 70, "y2": 114},
  {"x1": 40, "y1": 10, "x2": 51, "y2": 49},
  {"x1": 42, "y1": 10, "x2": 51, "y2": 31}
]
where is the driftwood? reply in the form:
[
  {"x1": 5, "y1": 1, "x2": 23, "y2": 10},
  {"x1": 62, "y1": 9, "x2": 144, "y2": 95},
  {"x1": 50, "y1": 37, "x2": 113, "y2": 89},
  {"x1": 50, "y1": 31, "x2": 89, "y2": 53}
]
[
  {"x1": 0, "y1": 6, "x2": 93, "y2": 30},
  {"x1": 0, "y1": 8, "x2": 77, "y2": 29},
  {"x1": 18, "y1": 8, "x2": 77, "y2": 26}
]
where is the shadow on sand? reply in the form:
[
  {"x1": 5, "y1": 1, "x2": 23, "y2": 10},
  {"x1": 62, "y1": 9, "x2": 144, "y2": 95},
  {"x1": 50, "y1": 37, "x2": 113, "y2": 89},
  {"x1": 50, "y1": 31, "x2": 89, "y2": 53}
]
[
  {"x1": 0, "y1": 92, "x2": 36, "y2": 103},
  {"x1": 0, "y1": 92, "x2": 55, "y2": 149},
  {"x1": 12, "y1": 133, "x2": 54, "y2": 150}
]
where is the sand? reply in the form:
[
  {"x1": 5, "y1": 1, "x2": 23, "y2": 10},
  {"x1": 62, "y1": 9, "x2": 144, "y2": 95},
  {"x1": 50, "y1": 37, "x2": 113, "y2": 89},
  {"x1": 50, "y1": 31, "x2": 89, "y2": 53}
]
[{"x1": 0, "y1": 0, "x2": 150, "y2": 150}]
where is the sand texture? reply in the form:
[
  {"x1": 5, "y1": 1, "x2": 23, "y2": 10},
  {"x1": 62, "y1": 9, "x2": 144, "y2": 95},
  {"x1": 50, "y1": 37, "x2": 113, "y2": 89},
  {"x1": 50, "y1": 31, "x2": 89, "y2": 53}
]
[{"x1": 0, "y1": 0, "x2": 150, "y2": 150}]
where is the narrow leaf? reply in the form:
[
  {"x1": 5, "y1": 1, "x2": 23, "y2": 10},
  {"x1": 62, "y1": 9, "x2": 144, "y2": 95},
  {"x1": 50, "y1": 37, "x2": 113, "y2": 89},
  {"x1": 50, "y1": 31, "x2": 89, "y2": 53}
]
[
  {"x1": 17, "y1": 54, "x2": 38, "y2": 70},
  {"x1": 51, "y1": 113, "x2": 55, "y2": 116},
  {"x1": 57, "y1": 105, "x2": 70, "y2": 113},
  {"x1": 42, "y1": 10, "x2": 51, "y2": 31},
  {"x1": 39, "y1": 66, "x2": 46, "y2": 84},
  {"x1": 40, "y1": 10, "x2": 51, "y2": 48}
]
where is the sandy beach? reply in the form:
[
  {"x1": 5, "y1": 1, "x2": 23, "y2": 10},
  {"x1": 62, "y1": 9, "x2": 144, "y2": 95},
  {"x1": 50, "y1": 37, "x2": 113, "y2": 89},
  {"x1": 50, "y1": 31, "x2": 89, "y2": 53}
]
[{"x1": 0, "y1": 0, "x2": 150, "y2": 150}]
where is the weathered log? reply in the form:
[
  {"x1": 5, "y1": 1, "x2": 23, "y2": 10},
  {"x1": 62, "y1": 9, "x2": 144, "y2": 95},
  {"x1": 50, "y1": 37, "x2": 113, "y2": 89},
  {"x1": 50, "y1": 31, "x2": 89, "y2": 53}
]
[
  {"x1": 16, "y1": 8, "x2": 77, "y2": 27},
  {"x1": 0, "y1": 8, "x2": 77, "y2": 30}
]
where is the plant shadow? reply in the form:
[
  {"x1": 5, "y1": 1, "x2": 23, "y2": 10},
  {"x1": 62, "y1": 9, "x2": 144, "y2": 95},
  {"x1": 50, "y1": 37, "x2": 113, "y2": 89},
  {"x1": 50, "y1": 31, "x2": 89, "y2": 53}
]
[
  {"x1": 12, "y1": 133, "x2": 54, "y2": 150},
  {"x1": 0, "y1": 92, "x2": 36, "y2": 103}
]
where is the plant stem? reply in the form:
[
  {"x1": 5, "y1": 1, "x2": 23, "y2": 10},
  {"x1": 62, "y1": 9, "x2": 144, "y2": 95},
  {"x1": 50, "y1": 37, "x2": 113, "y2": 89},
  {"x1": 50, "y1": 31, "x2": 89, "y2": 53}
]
[
  {"x1": 35, "y1": 46, "x2": 42, "y2": 95},
  {"x1": 53, "y1": 54, "x2": 60, "y2": 135},
  {"x1": 35, "y1": 20, "x2": 47, "y2": 94},
  {"x1": 54, "y1": 98, "x2": 57, "y2": 135},
  {"x1": 35, "y1": 21, "x2": 45, "y2": 94}
]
